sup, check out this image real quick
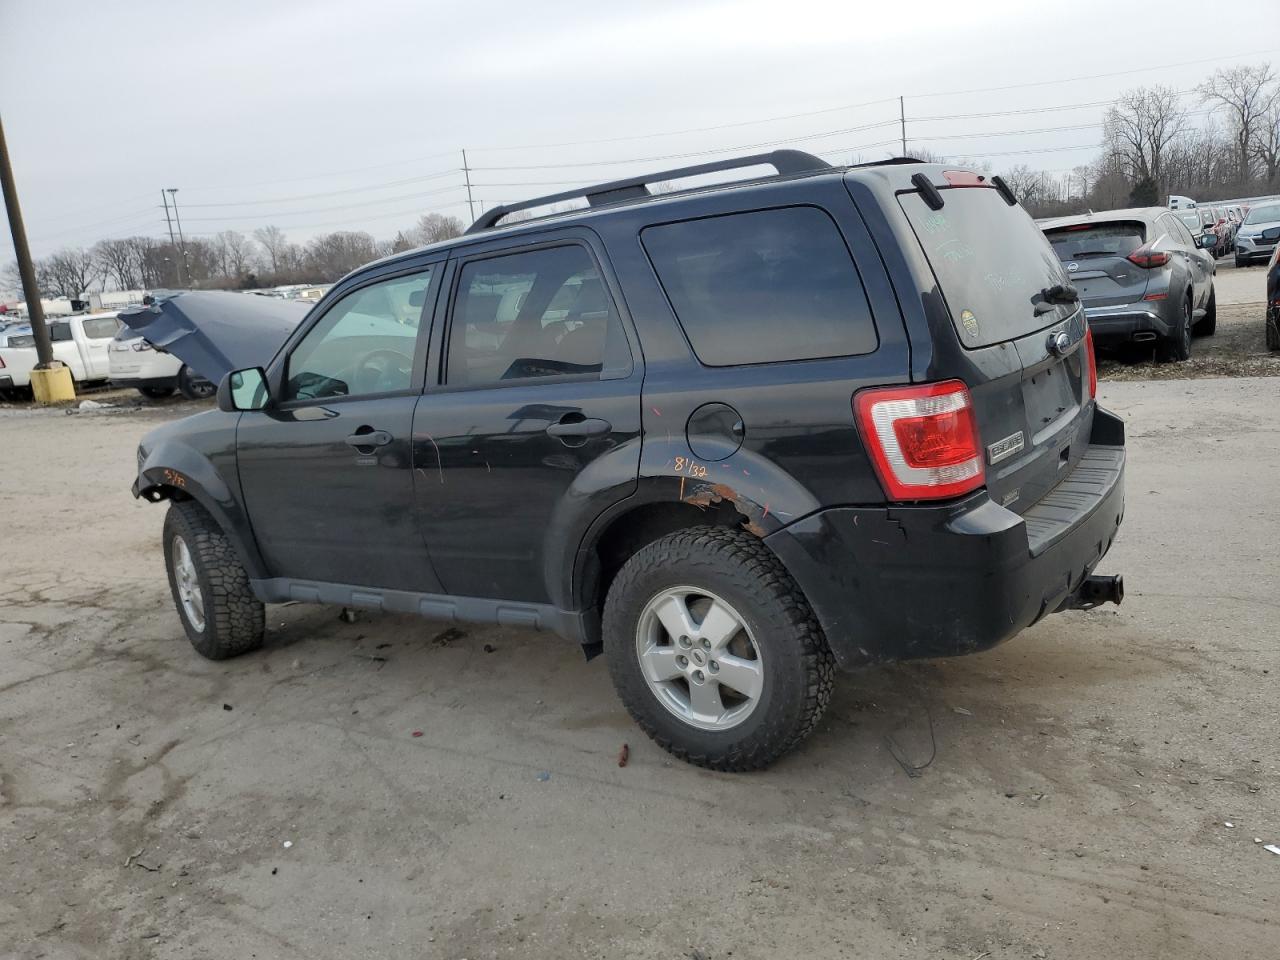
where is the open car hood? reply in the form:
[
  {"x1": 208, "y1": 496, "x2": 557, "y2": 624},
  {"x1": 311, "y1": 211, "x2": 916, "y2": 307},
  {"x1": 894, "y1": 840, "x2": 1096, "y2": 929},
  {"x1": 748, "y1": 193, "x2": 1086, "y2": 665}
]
[{"x1": 118, "y1": 292, "x2": 311, "y2": 384}]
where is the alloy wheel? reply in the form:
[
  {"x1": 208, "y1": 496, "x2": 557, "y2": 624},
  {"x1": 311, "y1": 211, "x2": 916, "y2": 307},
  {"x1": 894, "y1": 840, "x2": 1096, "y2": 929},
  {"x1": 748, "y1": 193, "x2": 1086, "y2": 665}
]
[
  {"x1": 634, "y1": 586, "x2": 763, "y2": 731},
  {"x1": 171, "y1": 535, "x2": 206, "y2": 632}
]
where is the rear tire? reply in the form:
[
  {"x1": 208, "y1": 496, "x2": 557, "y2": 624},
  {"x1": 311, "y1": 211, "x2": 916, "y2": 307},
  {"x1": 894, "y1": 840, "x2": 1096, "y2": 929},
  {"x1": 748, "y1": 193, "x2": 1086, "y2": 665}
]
[
  {"x1": 138, "y1": 385, "x2": 176, "y2": 399},
  {"x1": 1266, "y1": 311, "x2": 1280, "y2": 353},
  {"x1": 1193, "y1": 287, "x2": 1216, "y2": 336},
  {"x1": 1159, "y1": 295, "x2": 1192, "y2": 362},
  {"x1": 177, "y1": 365, "x2": 215, "y2": 401},
  {"x1": 163, "y1": 500, "x2": 264, "y2": 660},
  {"x1": 603, "y1": 526, "x2": 835, "y2": 771}
]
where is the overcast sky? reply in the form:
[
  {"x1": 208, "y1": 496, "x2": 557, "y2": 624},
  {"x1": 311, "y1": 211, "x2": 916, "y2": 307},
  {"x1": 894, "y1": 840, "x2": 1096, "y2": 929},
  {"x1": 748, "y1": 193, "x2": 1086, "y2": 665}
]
[{"x1": 2, "y1": 0, "x2": 1278, "y2": 274}]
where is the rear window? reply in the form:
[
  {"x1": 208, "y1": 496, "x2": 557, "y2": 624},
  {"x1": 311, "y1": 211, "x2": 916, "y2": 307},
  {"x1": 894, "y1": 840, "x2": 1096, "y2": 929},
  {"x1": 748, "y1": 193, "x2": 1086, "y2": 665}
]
[
  {"x1": 1044, "y1": 221, "x2": 1147, "y2": 261},
  {"x1": 641, "y1": 206, "x2": 878, "y2": 366},
  {"x1": 900, "y1": 187, "x2": 1068, "y2": 348}
]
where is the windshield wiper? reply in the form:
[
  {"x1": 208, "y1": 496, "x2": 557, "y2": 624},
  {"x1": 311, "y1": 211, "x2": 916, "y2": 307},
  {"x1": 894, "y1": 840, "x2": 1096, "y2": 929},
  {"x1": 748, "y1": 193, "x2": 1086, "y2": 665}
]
[{"x1": 1042, "y1": 283, "x2": 1079, "y2": 304}]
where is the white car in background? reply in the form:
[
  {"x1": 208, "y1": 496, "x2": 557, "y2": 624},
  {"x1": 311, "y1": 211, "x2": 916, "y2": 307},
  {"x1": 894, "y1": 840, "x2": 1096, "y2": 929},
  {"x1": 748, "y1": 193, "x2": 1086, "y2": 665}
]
[
  {"x1": 0, "y1": 312, "x2": 121, "y2": 398},
  {"x1": 109, "y1": 324, "x2": 215, "y2": 400}
]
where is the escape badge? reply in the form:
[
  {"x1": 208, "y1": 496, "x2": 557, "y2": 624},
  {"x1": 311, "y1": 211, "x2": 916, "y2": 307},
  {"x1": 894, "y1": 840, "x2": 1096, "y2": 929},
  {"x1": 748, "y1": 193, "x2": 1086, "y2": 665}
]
[{"x1": 960, "y1": 309, "x2": 980, "y2": 339}]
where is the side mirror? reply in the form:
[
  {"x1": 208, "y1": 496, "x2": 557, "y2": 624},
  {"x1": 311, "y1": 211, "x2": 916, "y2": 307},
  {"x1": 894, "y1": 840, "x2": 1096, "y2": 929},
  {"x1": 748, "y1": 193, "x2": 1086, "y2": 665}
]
[
  {"x1": 1196, "y1": 233, "x2": 1215, "y2": 249},
  {"x1": 217, "y1": 367, "x2": 270, "y2": 412}
]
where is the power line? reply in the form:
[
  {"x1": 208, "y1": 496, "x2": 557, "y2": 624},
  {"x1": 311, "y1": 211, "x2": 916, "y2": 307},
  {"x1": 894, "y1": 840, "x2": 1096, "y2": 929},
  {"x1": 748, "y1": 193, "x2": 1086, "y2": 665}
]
[
  {"x1": 171, "y1": 182, "x2": 466, "y2": 222},
  {"x1": 187, "y1": 148, "x2": 460, "y2": 192},
  {"x1": 908, "y1": 48, "x2": 1280, "y2": 99},
  {"x1": 468, "y1": 96, "x2": 900, "y2": 153},
  {"x1": 177, "y1": 168, "x2": 460, "y2": 208}
]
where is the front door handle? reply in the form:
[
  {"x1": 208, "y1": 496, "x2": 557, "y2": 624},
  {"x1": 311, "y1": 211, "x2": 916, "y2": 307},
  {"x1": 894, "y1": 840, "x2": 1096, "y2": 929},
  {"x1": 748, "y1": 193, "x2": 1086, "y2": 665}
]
[
  {"x1": 546, "y1": 417, "x2": 611, "y2": 439},
  {"x1": 345, "y1": 428, "x2": 392, "y2": 448}
]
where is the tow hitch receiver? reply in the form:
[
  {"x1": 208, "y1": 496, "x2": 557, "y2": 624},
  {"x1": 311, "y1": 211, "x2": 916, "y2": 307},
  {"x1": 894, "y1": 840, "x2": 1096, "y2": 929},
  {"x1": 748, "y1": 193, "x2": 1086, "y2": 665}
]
[{"x1": 1063, "y1": 574, "x2": 1124, "y2": 610}]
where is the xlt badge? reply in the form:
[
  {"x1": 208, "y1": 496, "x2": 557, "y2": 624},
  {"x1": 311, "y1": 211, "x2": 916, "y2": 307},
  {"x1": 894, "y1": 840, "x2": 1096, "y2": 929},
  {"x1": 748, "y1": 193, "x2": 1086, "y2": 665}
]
[{"x1": 987, "y1": 431, "x2": 1025, "y2": 465}]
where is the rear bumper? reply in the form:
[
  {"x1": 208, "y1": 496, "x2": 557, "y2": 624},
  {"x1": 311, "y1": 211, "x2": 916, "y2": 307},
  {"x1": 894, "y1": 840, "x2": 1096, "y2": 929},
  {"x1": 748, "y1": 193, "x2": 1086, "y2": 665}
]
[
  {"x1": 1084, "y1": 303, "x2": 1171, "y2": 340},
  {"x1": 765, "y1": 407, "x2": 1126, "y2": 669}
]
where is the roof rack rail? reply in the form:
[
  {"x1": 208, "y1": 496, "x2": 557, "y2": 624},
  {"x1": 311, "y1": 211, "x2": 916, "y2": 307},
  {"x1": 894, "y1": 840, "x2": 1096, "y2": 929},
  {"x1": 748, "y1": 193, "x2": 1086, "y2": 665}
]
[{"x1": 466, "y1": 149, "x2": 832, "y2": 234}]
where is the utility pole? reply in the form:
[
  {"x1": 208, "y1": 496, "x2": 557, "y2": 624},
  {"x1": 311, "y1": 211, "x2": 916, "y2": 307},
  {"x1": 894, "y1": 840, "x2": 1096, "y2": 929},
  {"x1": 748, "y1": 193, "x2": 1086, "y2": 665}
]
[
  {"x1": 899, "y1": 96, "x2": 907, "y2": 157},
  {"x1": 462, "y1": 149, "x2": 475, "y2": 222},
  {"x1": 160, "y1": 189, "x2": 182, "y2": 286},
  {"x1": 0, "y1": 113, "x2": 54, "y2": 367},
  {"x1": 166, "y1": 188, "x2": 191, "y2": 287}
]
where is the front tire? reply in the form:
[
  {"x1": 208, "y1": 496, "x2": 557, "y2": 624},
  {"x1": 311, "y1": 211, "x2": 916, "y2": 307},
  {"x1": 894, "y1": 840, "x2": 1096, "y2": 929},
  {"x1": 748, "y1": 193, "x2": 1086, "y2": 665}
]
[
  {"x1": 603, "y1": 526, "x2": 835, "y2": 771},
  {"x1": 163, "y1": 500, "x2": 264, "y2": 659}
]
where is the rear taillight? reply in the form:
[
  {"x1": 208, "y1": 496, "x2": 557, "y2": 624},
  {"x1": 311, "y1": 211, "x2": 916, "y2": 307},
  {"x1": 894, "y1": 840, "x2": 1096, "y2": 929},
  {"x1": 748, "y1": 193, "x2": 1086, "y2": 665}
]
[
  {"x1": 1127, "y1": 243, "x2": 1171, "y2": 268},
  {"x1": 1085, "y1": 327, "x2": 1097, "y2": 400},
  {"x1": 853, "y1": 380, "x2": 985, "y2": 501}
]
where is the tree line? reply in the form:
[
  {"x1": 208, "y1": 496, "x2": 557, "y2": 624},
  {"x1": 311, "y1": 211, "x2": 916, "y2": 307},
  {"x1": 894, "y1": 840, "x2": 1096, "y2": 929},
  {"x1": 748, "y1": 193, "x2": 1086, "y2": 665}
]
[
  {"x1": 3, "y1": 213, "x2": 466, "y2": 300},
  {"x1": 997, "y1": 63, "x2": 1280, "y2": 218}
]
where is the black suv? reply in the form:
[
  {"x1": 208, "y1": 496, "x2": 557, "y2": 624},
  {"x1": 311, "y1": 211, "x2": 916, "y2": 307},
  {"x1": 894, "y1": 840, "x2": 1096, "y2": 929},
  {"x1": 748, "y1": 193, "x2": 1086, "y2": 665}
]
[{"x1": 133, "y1": 151, "x2": 1126, "y2": 770}]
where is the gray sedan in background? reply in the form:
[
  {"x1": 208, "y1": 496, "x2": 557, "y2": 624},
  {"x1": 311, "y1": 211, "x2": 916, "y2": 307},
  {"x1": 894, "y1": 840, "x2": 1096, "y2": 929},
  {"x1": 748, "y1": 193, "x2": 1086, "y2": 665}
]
[{"x1": 1040, "y1": 207, "x2": 1217, "y2": 361}]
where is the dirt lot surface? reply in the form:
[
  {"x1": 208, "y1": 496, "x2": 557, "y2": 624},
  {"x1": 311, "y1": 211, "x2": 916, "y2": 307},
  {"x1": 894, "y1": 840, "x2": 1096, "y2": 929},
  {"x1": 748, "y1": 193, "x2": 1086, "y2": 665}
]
[
  {"x1": 2, "y1": 377, "x2": 1277, "y2": 960},
  {"x1": 1097, "y1": 263, "x2": 1278, "y2": 381}
]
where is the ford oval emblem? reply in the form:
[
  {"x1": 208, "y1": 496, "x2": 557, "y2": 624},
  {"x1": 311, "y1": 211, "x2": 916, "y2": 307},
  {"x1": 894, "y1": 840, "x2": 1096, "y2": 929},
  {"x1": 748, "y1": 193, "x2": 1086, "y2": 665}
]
[
  {"x1": 1067, "y1": 261, "x2": 1079, "y2": 272},
  {"x1": 1048, "y1": 330, "x2": 1071, "y2": 356}
]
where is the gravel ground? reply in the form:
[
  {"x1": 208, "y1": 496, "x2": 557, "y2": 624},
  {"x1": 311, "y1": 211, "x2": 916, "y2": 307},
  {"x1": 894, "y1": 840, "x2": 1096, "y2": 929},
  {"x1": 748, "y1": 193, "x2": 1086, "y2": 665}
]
[
  {"x1": 1, "y1": 376, "x2": 1277, "y2": 959},
  {"x1": 1098, "y1": 301, "x2": 1279, "y2": 381}
]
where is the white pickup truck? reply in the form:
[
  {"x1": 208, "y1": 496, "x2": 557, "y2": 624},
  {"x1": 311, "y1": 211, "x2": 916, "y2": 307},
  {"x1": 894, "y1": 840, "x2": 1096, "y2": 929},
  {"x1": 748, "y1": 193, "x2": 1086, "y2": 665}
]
[{"x1": 0, "y1": 313, "x2": 122, "y2": 396}]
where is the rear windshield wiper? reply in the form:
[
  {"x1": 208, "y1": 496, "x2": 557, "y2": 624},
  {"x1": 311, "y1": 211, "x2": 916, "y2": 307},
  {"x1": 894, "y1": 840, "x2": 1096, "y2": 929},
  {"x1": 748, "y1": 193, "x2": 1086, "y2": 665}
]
[
  {"x1": 1035, "y1": 282, "x2": 1080, "y2": 315},
  {"x1": 1042, "y1": 282, "x2": 1079, "y2": 304}
]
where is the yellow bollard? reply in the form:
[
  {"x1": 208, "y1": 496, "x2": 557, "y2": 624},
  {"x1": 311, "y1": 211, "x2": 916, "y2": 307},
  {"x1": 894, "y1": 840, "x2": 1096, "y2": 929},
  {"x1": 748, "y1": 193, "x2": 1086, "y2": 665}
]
[{"x1": 30, "y1": 364, "x2": 76, "y2": 403}]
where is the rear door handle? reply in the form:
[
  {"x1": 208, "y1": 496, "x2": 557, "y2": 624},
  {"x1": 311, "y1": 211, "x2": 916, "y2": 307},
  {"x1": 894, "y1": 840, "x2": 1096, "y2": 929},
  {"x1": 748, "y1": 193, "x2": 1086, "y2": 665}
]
[
  {"x1": 546, "y1": 417, "x2": 611, "y2": 439},
  {"x1": 345, "y1": 429, "x2": 392, "y2": 448}
]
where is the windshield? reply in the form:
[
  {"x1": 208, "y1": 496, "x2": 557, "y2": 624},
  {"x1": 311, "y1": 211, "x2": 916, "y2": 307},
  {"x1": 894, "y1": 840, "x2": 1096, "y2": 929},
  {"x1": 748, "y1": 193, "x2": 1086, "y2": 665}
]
[
  {"x1": 1244, "y1": 203, "x2": 1280, "y2": 224},
  {"x1": 1044, "y1": 221, "x2": 1147, "y2": 260},
  {"x1": 900, "y1": 186, "x2": 1069, "y2": 349}
]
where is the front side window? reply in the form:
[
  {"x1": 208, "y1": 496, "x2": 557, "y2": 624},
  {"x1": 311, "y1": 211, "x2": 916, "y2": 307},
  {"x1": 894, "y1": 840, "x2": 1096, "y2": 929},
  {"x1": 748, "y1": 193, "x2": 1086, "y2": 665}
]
[
  {"x1": 641, "y1": 206, "x2": 877, "y2": 366},
  {"x1": 283, "y1": 268, "x2": 434, "y2": 402},
  {"x1": 446, "y1": 245, "x2": 628, "y2": 387}
]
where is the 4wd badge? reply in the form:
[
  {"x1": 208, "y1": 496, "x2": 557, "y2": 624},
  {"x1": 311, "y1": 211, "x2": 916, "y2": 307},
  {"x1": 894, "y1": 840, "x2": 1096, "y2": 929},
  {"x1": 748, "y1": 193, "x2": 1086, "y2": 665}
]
[{"x1": 960, "y1": 309, "x2": 980, "y2": 339}]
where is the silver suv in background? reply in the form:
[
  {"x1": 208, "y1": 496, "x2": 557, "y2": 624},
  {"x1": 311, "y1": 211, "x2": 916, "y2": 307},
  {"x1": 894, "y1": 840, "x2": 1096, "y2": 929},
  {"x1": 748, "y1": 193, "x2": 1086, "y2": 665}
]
[
  {"x1": 1235, "y1": 201, "x2": 1280, "y2": 267},
  {"x1": 1040, "y1": 207, "x2": 1217, "y2": 361}
]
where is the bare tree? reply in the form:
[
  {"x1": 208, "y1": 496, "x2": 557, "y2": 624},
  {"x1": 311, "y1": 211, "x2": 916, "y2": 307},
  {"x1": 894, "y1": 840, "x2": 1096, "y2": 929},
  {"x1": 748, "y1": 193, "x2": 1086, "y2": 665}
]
[
  {"x1": 304, "y1": 231, "x2": 379, "y2": 280},
  {"x1": 212, "y1": 231, "x2": 256, "y2": 283},
  {"x1": 1200, "y1": 63, "x2": 1276, "y2": 185},
  {"x1": 412, "y1": 213, "x2": 465, "y2": 245},
  {"x1": 94, "y1": 238, "x2": 141, "y2": 291},
  {"x1": 40, "y1": 248, "x2": 99, "y2": 299},
  {"x1": 253, "y1": 225, "x2": 293, "y2": 275},
  {"x1": 1252, "y1": 88, "x2": 1280, "y2": 186},
  {"x1": 1103, "y1": 85, "x2": 1188, "y2": 200}
]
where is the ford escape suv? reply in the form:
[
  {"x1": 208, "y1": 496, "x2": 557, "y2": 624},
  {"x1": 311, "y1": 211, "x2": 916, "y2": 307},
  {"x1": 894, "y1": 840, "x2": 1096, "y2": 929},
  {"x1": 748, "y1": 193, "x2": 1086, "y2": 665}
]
[{"x1": 132, "y1": 151, "x2": 1126, "y2": 770}]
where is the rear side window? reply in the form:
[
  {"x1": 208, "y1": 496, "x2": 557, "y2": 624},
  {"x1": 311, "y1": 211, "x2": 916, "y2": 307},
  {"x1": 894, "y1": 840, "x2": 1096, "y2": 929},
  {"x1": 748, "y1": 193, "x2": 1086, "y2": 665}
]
[
  {"x1": 641, "y1": 206, "x2": 878, "y2": 366},
  {"x1": 1044, "y1": 222, "x2": 1147, "y2": 261}
]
